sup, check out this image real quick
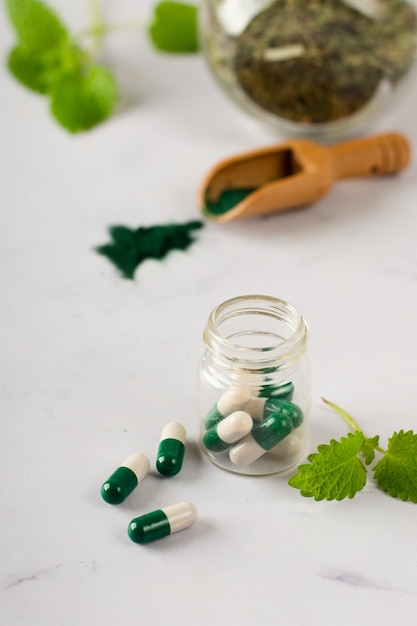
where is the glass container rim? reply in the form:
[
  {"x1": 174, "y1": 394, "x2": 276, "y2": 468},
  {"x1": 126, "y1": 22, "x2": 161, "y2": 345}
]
[{"x1": 203, "y1": 294, "x2": 308, "y2": 369}]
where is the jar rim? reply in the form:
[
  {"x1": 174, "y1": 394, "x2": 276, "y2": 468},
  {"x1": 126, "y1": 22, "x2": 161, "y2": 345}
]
[{"x1": 203, "y1": 294, "x2": 308, "y2": 370}]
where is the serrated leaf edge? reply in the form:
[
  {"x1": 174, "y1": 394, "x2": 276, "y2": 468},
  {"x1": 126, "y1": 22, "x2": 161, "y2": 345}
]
[{"x1": 288, "y1": 431, "x2": 367, "y2": 501}]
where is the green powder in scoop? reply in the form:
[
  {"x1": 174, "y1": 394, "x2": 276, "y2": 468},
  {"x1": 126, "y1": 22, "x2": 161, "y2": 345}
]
[{"x1": 204, "y1": 188, "x2": 257, "y2": 216}]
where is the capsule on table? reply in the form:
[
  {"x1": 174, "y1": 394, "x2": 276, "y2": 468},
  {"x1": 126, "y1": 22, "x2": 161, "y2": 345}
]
[
  {"x1": 128, "y1": 502, "x2": 197, "y2": 544},
  {"x1": 204, "y1": 387, "x2": 252, "y2": 429},
  {"x1": 203, "y1": 410, "x2": 253, "y2": 452},
  {"x1": 101, "y1": 452, "x2": 150, "y2": 504},
  {"x1": 229, "y1": 412, "x2": 294, "y2": 466},
  {"x1": 156, "y1": 422, "x2": 186, "y2": 477}
]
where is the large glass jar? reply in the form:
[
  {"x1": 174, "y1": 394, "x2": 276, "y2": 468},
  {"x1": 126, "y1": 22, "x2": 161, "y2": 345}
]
[
  {"x1": 198, "y1": 295, "x2": 311, "y2": 475},
  {"x1": 199, "y1": 0, "x2": 417, "y2": 140}
]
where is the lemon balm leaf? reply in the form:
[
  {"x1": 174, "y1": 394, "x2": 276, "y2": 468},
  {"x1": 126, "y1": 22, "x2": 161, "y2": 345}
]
[
  {"x1": 5, "y1": 0, "x2": 68, "y2": 54},
  {"x1": 288, "y1": 431, "x2": 367, "y2": 500},
  {"x1": 360, "y1": 435, "x2": 379, "y2": 465},
  {"x1": 373, "y1": 430, "x2": 417, "y2": 503},
  {"x1": 7, "y1": 44, "x2": 65, "y2": 93},
  {"x1": 5, "y1": 0, "x2": 119, "y2": 133},
  {"x1": 149, "y1": 2, "x2": 199, "y2": 53},
  {"x1": 291, "y1": 398, "x2": 417, "y2": 504},
  {"x1": 5, "y1": 0, "x2": 71, "y2": 96},
  {"x1": 50, "y1": 65, "x2": 118, "y2": 133},
  {"x1": 7, "y1": 45, "x2": 51, "y2": 93}
]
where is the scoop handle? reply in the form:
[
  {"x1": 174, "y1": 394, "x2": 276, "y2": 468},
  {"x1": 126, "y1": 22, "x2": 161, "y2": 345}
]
[{"x1": 329, "y1": 132, "x2": 411, "y2": 180}]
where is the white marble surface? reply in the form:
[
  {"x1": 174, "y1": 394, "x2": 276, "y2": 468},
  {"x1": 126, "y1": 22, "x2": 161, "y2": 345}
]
[{"x1": 1, "y1": 2, "x2": 417, "y2": 624}]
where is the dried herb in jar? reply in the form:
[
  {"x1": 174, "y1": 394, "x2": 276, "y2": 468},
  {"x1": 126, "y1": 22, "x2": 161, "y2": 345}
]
[{"x1": 232, "y1": 0, "x2": 417, "y2": 124}]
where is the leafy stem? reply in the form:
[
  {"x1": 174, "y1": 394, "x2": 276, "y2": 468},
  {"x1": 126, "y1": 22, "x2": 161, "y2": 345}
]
[
  {"x1": 88, "y1": 0, "x2": 103, "y2": 56},
  {"x1": 5, "y1": 0, "x2": 199, "y2": 132},
  {"x1": 289, "y1": 398, "x2": 417, "y2": 503},
  {"x1": 82, "y1": 2, "x2": 145, "y2": 57},
  {"x1": 321, "y1": 396, "x2": 387, "y2": 455},
  {"x1": 321, "y1": 397, "x2": 362, "y2": 433},
  {"x1": 76, "y1": 19, "x2": 144, "y2": 41}
]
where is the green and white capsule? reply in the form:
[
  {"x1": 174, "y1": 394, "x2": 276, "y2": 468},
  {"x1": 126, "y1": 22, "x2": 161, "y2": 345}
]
[
  {"x1": 156, "y1": 422, "x2": 186, "y2": 477},
  {"x1": 258, "y1": 381, "x2": 294, "y2": 401},
  {"x1": 101, "y1": 452, "x2": 150, "y2": 504},
  {"x1": 128, "y1": 502, "x2": 197, "y2": 544},
  {"x1": 204, "y1": 387, "x2": 252, "y2": 429},
  {"x1": 246, "y1": 396, "x2": 304, "y2": 427},
  {"x1": 229, "y1": 412, "x2": 294, "y2": 466},
  {"x1": 264, "y1": 398, "x2": 303, "y2": 428},
  {"x1": 203, "y1": 410, "x2": 253, "y2": 452}
]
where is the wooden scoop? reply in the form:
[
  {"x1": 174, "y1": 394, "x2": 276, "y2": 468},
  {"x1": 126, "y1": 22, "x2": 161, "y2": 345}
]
[{"x1": 199, "y1": 132, "x2": 411, "y2": 223}]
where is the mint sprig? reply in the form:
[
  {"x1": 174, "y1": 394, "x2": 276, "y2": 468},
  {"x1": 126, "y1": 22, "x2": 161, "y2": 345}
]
[
  {"x1": 4, "y1": 0, "x2": 199, "y2": 132},
  {"x1": 5, "y1": 0, "x2": 117, "y2": 133},
  {"x1": 289, "y1": 398, "x2": 417, "y2": 503}
]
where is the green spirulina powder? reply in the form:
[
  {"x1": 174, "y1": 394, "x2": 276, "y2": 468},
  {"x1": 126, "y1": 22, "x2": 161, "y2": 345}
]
[
  {"x1": 204, "y1": 187, "x2": 256, "y2": 216},
  {"x1": 96, "y1": 220, "x2": 203, "y2": 279},
  {"x1": 233, "y1": 0, "x2": 417, "y2": 124}
]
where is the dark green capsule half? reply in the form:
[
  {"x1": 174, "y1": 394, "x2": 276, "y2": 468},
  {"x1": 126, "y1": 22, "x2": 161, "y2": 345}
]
[
  {"x1": 252, "y1": 413, "x2": 294, "y2": 451},
  {"x1": 263, "y1": 398, "x2": 304, "y2": 428},
  {"x1": 156, "y1": 439, "x2": 185, "y2": 477},
  {"x1": 128, "y1": 509, "x2": 170, "y2": 544},
  {"x1": 258, "y1": 381, "x2": 294, "y2": 401},
  {"x1": 202, "y1": 428, "x2": 230, "y2": 452},
  {"x1": 204, "y1": 405, "x2": 224, "y2": 430},
  {"x1": 101, "y1": 467, "x2": 138, "y2": 505}
]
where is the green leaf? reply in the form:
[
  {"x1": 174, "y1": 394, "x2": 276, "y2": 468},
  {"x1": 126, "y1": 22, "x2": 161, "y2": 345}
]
[
  {"x1": 360, "y1": 435, "x2": 380, "y2": 465},
  {"x1": 7, "y1": 44, "x2": 64, "y2": 93},
  {"x1": 50, "y1": 65, "x2": 118, "y2": 133},
  {"x1": 373, "y1": 430, "x2": 417, "y2": 503},
  {"x1": 5, "y1": 0, "x2": 68, "y2": 54},
  {"x1": 288, "y1": 431, "x2": 368, "y2": 501},
  {"x1": 149, "y1": 2, "x2": 199, "y2": 53},
  {"x1": 5, "y1": 0, "x2": 119, "y2": 133}
]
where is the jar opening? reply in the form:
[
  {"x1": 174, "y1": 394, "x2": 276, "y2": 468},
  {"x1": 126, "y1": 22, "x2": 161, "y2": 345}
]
[{"x1": 204, "y1": 295, "x2": 308, "y2": 371}]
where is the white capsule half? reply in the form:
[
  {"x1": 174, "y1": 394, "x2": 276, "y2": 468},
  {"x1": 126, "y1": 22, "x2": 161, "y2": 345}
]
[
  {"x1": 163, "y1": 502, "x2": 198, "y2": 533},
  {"x1": 293, "y1": 423, "x2": 306, "y2": 438},
  {"x1": 270, "y1": 434, "x2": 302, "y2": 457},
  {"x1": 217, "y1": 410, "x2": 253, "y2": 444},
  {"x1": 217, "y1": 387, "x2": 252, "y2": 416},
  {"x1": 229, "y1": 434, "x2": 266, "y2": 466},
  {"x1": 160, "y1": 421, "x2": 186, "y2": 444},
  {"x1": 245, "y1": 396, "x2": 267, "y2": 420},
  {"x1": 121, "y1": 452, "x2": 151, "y2": 482}
]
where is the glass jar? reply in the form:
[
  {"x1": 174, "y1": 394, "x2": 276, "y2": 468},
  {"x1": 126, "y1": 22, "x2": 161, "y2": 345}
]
[
  {"x1": 198, "y1": 295, "x2": 311, "y2": 475},
  {"x1": 199, "y1": 0, "x2": 417, "y2": 140}
]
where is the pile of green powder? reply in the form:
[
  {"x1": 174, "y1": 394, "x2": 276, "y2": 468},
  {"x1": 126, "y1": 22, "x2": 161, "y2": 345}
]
[{"x1": 96, "y1": 220, "x2": 204, "y2": 279}]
